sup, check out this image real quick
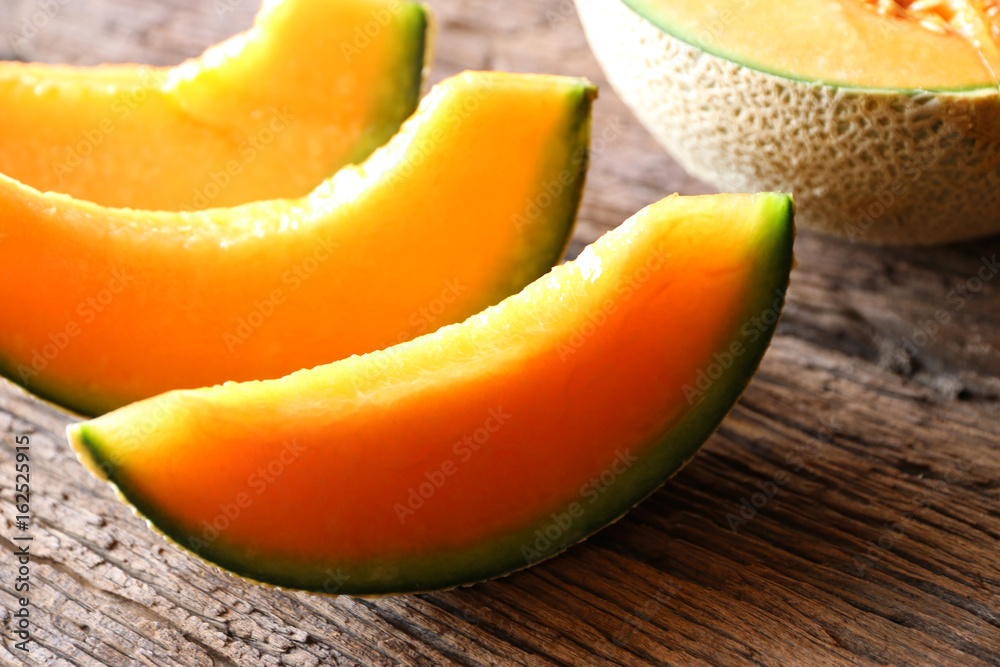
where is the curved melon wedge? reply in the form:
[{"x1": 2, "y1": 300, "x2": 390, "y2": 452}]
[
  {"x1": 0, "y1": 71, "x2": 593, "y2": 416},
  {"x1": 0, "y1": 0, "x2": 430, "y2": 210},
  {"x1": 68, "y1": 192, "x2": 795, "y2": 597}
]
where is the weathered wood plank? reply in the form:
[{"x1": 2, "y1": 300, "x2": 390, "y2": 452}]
[{"x1": 2, "y1": 1, "x2": 999, "y2": 665}]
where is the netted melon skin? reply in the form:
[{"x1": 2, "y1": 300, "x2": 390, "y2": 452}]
[{"x1": 576, "y1": 0, "x2": 1000, "y2": 245}]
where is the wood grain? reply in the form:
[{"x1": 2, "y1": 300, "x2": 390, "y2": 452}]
[{"x1": 2, "y1": 1, "x2": 999, "y2": 665}]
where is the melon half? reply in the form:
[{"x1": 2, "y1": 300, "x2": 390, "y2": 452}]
[{"x1": 576, "y1": 0, "x2": 1000, "y2": 244}]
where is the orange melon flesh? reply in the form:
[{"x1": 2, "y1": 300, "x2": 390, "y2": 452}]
[
  {"x1": 0, "y1": 71, "x2": 593, "y2": 416},
  {"x1": 0, "y1": 0, "x2": 430, "y2": 210},
  {"x1": 625, "y1": 0, "x2": 1000, "y2": 89},
  {"x1": 69, "y1": 193, "x2": 795, "y2": 596}
]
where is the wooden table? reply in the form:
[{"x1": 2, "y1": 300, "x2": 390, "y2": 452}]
[{"x1": 2, "y1": 1, "x2": 999, "y2": 665}]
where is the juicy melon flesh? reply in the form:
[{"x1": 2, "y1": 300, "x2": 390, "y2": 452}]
[
  {"x1": 0, "y1": 71, "x2": 593, "y2": 416},
  {"x1": 0, "y1": 0, "x2": 430, "y2": 210},
  {"x1": 68, "y1": 193, "x2": 794, "y2": 596},
  {"x1": 623, "y1": 0, "x2": 1000, "y2": 89}
]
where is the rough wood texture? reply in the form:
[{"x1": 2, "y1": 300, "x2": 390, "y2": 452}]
[{"x1": 2, "y1": 1, "x2": 999, "y2": 665}]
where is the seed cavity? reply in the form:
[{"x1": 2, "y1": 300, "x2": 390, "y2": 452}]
[{"x1": 859, "y1": 0, "x2": 1000, "y2": 42}]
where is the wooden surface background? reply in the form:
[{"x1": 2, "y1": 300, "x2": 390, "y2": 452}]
[{"x1": 2, "y1": 1, "x2": 1000, "y2": 665}]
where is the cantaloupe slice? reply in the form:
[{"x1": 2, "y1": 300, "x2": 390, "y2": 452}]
[
  {"x1": 67, "y1": 192, "x2": 795, "y2": 596},
  {"x1": 0, "y1": 71, "x2": 594, "y2": 416},
  {"x1": 0, "y1": 0, "x2": 431, "y2": 210},
  {"x1": 576, "y1": 0, "x2": 1000, "y2": 244}
]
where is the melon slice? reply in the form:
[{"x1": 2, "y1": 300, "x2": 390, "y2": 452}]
[
  {"x1": 0, "y1": 0, "x2": 431, "y2": 210},
  {"x1": 576, "y1": 0, "x2": 1000, "y2": 244},
  {"x1": 0, "y1": 71, "x2": 593, "y2": 416},
  {"x1": 67, "y1": 192, "x2": 795, "y2": 597}
]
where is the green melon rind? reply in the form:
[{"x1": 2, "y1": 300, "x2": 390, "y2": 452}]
[
  {"x1": 2, "y1": 77, "x2": 593, "y2": 418},
  {"x1": 341, "y1": 2, "x2": 435, "y2": 167},
  {"x1": 489, "y1": 82, "x2": 596, "y2": 301},
  {"x1": 620, "y1": 0, "x2": 998, "y2": 93},
  {"x1": 69, "y1": 193, "x2": 794, "y2": 597}
]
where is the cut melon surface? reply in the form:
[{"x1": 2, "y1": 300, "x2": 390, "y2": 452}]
[
  {"x1": 576, "y1": 0, "x2": 1000, "y2": 244},
  {"x1": 0, "y1": 0, "x2": 431, "y2": 210},
  {"x1": 68, "y1": 192, "x2": 795, "y2": 597},
  {"x1": 620, "y1": 0, "x2": 1000, "y2": 90},
  {"x1": 0, "y1": 71, "x2": 593, "y2": 416}
]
